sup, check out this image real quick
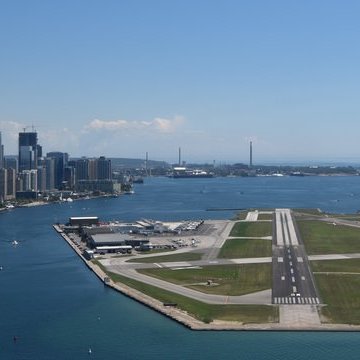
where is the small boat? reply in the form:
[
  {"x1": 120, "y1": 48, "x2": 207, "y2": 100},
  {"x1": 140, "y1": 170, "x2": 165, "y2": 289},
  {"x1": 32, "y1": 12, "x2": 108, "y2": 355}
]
[
  {"x1": 88, "y1": 347, "x2": 92, "y2": 355},
  {"x1": 12, "y1": 240, "x2": 18, "y2": 246}
]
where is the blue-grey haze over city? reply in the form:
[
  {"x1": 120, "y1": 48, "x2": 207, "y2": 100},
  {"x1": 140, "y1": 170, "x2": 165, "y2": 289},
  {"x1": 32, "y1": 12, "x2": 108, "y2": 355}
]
[{"x1": 1, "y1": 0, "x2": 360, "y2": 163}]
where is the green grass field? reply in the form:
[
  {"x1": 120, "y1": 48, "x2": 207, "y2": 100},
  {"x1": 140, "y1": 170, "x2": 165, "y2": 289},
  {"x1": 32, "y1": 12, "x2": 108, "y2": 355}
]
[
  {"x1": 94, "y1": 262, "x2": 277, "y2": 323},
  {"x1": 257, "y1": 213, "x2": 274, "y2": 221},
  {"x1": 312, "y1": 259, "x2": 360, "y2": 324},
  {"x1": 297, "y1": 220, "x2": 360, "y2": 254},
  {"x1": 138, "y1": 264, "x2": 271, "y2": 296},
  {"x1": 230, "y1": 222, "x2": 272, "y2": 238},
  {"x1": 293, "y1": 208, "x2": 323, "y2": 216},
  {"x1": 127, "y1": 252, "x2": 203, "y2": 263},
  {"x1": 315, "y1": 273, "x2": 360, "y2": 324},
  {"x1": 218, "y1": 238, "x2": 272, "y2": 259},
  {"x1": 311, "y1": 258, "x2": 360, "y2": 273}
]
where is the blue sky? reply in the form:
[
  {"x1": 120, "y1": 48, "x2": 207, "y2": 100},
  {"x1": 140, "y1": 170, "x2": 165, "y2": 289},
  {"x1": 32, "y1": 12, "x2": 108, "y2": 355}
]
[{"x1": 1, "y1": 0, "x2": 360, "y2": 164}]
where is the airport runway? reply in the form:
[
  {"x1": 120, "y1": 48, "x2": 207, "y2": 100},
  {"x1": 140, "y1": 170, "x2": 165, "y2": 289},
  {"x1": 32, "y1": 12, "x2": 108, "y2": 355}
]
[{"x1": 272, "y1": 209, "x2": 320, "y2": 305}]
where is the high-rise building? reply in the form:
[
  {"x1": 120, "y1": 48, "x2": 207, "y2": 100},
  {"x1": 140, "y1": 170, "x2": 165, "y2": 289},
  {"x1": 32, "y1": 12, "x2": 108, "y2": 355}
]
[
  {"x1": 0, "y1": 168, "x2": 6, "y2": 202},
  {"x1": 37, "y1": 166, "x2": 47, "y2": 192},
  {"x1": 4, "y1": 157, "x2": 18, "y2": 172},
  {"x1": 44, "y1": 157, "x2": 55, "y2": 191},
  {"x1": 73, "y1": 156, "x2": 113, "y2": 192},
  {"x1": 19, "y1": 132, "x2": 38, "y2": 172},
  {"x1": 88, "y1": 158, "x2": 98, "y2": 180},
  {"x1": 64, "y1": 166, "x2": 76, "y2": 189},
  {"x1": 75, "y1": 158, "x2": 89, "y2": 181},
  {"x1": 18, "y1": 170, "x2": 38, "y2": 192},
  {"x1": 46, "y1": 152, "x2": 69, "y2": 189},
  {"x1": 6, "y1": 168, "x2": 16, "y2": 199},
  {"x1": 97, "y1": 156, "x2": 112, "y2": 180}
]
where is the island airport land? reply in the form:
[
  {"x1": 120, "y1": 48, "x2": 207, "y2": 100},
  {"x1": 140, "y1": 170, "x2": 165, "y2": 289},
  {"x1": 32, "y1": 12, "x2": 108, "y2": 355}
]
[{"x1": 55, "y1": 209, "x2": 360, "y2": 330}]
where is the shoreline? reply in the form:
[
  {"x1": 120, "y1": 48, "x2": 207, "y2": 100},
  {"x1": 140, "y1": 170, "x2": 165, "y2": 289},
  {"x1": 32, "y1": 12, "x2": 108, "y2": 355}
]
[{"x1": 54, "y1": 224, "x2": 360, "y2": 332}]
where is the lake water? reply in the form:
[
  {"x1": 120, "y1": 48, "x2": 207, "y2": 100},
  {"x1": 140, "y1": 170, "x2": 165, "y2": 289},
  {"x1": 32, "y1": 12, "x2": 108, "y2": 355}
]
[{"x1": 1, "y1": 176, "x2": 360, "y2": 359}]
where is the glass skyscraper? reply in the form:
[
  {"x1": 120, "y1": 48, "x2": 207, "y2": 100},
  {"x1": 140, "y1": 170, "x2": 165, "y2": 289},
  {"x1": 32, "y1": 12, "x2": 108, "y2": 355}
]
[{"x1": 18, "y1": 132, "x2": 38, "y2": 172}]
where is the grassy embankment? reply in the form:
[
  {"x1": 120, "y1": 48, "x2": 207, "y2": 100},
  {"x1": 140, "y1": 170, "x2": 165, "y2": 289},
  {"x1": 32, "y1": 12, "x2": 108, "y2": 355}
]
[
  {"x1": 298, "y1": 219, "x2": 360, "y2": 324},
  {"x1": 138, "y1": 263, "x2": 271, "y2": 296},
  {"x1": 94, "y1": 261, "x2": 277, "y2": 324},
  {"x1": 234, "y1": 211, "x2": 248, "y2": 220},
  {"x1": 127, "y1": 252, "x2": 203, "y2": 263},
  {"x1": 311, "y1": 259, "x2": 360, "y2": 324}
]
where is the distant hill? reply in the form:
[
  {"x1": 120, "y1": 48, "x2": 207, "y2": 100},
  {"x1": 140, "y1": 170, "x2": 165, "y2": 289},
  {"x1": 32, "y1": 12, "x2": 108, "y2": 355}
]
[{"x1": 109, "y1": 157, "x2": 169, "y2": 170}]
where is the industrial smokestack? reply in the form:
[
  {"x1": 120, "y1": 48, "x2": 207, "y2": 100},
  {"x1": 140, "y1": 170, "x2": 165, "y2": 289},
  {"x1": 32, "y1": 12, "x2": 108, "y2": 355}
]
[
  {"x1": 250, "y1": 141, "x2": 253, "y2": 168},
  {"x1": 178, "y1": 147, "x2": 181, "y2": 166}
]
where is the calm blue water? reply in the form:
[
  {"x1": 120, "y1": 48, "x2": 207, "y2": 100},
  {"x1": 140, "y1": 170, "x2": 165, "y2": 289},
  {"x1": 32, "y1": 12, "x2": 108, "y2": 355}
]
[{"x1": 1, "y1": 176, "x2": 360, "y2": 359}]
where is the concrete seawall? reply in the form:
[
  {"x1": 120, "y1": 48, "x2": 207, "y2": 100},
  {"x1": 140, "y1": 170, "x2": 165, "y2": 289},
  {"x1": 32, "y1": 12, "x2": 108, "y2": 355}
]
[{"x1": 53, "y1": 225, "x2": 360, "y2": 331}]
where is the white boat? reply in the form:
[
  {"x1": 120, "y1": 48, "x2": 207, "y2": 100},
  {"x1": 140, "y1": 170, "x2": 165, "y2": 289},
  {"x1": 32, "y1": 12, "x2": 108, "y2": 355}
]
[
  {"x1": 124, "y1": 190, "x2": 135, "y2": 195},
  {"x1": 12, "y1": 240, "x2": 18, "y2": 246}
]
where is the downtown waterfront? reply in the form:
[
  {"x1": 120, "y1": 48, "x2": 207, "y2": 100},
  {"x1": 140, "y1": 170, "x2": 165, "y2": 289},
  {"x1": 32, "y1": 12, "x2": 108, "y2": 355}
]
[{"x1": 1, "y1": 176, "x2": 360, "y2": 359}]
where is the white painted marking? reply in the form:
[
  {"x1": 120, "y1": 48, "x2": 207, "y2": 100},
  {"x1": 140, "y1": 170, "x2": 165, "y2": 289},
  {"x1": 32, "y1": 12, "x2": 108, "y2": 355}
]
[
  {"x1": 297, "y1": 257, "x2": 303, "y2": 263},
  {"x1": 285, "y1": 298, "x2": 288, "y2": 304},
  {"x1": 311, "y1": 297, "x2": 316, "y2": 304},
  {"x1": 171, "y1": 266, "x2": 202, "y2": 270},
  {"x1": 301, "y1": 298, "x2": 304, "y2": 304},
  {"x1": 291, "y1": 276, "x2": 295, "y2": 283},
  {"x1": 292, "y1": 297, "x2": 296, "y2": 304},
  {"x1": 276, "y1": 211, "x2": 284, "y2": 246},
  {"x1": 308, "y1": 298, "x2": 313, "y2": 304},
  {"x1": 292, "y1": 286, "x2": 297, "y2": 293},
  {"x1": 316, "y1": 298, "x2": 320, "y2": 304},
  {"x1": 278, "y1": 257, "x2": 284, "y2": 263},
  {"x1": 274, "y1": 298, "x2": 278, "y2": 304},
  {"x1": 154, "y1": 263, "x2": 162, "y2": 268},
  {"x1": 285, "y1": 210, "x2": 299, "y2": 246},
  {"x1": 297, "y1": 298, "x2": 301, "y2": 304},
  {"x1": 281, "y1": 276, "x2": 285, "y2": 281},
  {"x1": 305, "y1": 298, "x2": 309, "y2": 304},
  {"x1": 301, "y1": 276, "x2": 306, "y2": 280}
]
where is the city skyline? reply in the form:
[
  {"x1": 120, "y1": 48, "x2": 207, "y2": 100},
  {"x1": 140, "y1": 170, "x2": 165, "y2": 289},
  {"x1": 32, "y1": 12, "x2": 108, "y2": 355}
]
[{"x1": 1, "y1": 1, "x2": 360, "y2": 163}]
